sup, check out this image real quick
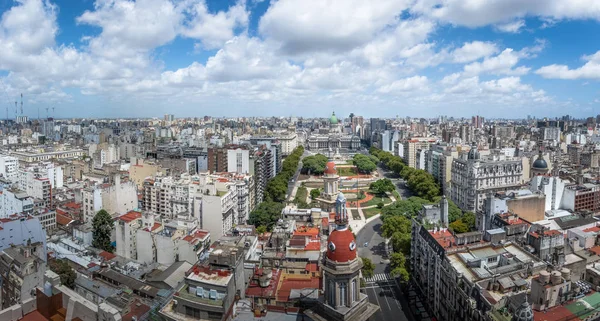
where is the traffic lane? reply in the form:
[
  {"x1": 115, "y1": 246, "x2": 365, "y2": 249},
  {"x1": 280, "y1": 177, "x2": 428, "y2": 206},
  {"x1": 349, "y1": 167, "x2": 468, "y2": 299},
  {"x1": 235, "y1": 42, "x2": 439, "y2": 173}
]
[{"x1": 365, "y1": 282, "x2": 408, "y2": 321}]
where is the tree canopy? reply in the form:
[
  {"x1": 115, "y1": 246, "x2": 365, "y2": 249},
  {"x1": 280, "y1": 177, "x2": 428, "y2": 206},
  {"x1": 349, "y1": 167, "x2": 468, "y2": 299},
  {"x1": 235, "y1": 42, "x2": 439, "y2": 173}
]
[
  {"x1": 248, "y1": 201, "x2": 286, "y2": 231},
  {"x1": 92, "y1": 209, "x2": 114, "y2": 253},
  {"x1": 370, "y1": 178, "x2": 395, "y2": 196},
  {"x1": 310, "y1": 188, "x2": 321, "y2": 200},
  {"x1": 353, "y1": 154, "x2": 377, "y2": 173},
  {"x1": 361, "y1": 258, "x2": 375, "y2": 278},
  {"x1": 49, "y1": 259, "x2": 76, "y2": 289},
  {"x1": 301, "y1": 154, "x2": 328, "y2": 175},
  {"x1": 264, "y1": 146, "x2": 304, "y2": 202},
  {"x1": 390, "y1": 252, "x2": 409, "y2": 282}
]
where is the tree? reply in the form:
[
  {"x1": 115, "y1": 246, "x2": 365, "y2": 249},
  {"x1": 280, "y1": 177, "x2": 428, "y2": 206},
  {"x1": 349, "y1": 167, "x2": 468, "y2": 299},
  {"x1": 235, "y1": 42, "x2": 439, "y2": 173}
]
[
  {"x1": 462, "y1": 212, "x2": 476, "y2": 230},
  {"x1": 92, "y1": 209, "x2": 114, "y2": 252},
  {"x1": 388, "y1": 159, "x2": 404, "y2": 175},
  {"x1": 377, "y1": 202, "x2": 384, "y2": 209},
  {"x1": 349, "y1": 113, "x2": 355, "y2": 123},
  {"x1": 370, "y1": 178, "x2": 395, "y2": 196},
  {"x1": 449, "y1": 219, "x2": 469, "y2": 234},
  {"x1": 390, "y1": 232, "x2": 411, "y2": 255},
  {"x1": 361, "y1": 258, "x2": 375, "y2": 278},
  {"x1": 256, "y1": 225, "x2": 267, "y2": 234},
  {"x1": 390, "y1": 252, "x2": 409, "y2": 282},
  {"x1": 353, "y1": 154, "x2": 377, "y2": 173},
  {"x1": 380, "y1": 197, "x2": 431, "y2": 219},
  {"x1": 301, "y1": 154, "x2": 328, "y2": 175},
  {"x1": 310, "y1": 188, "x2": 321, "y2": 200},
  {"x1": 49, "y1": 259, "x2": 76, "y2": 289},
  {"x1": 249, "y1": 201, "x2": 285, "y2": 231},
  {"x1": 381, "y1": 215, "x2": 412, "y2": 238}
]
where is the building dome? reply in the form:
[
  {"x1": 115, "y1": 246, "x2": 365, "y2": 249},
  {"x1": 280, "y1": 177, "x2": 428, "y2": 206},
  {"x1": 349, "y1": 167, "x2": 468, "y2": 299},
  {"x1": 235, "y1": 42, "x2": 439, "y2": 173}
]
[
  {"x1": 330, "y1": 112, "x2": 339, "y2": 125},
  {"x1": 324, "y1": 161, "x2": 337, "y2": 175},
  {"x1": 532, "y1": 153, "x2": 548, "y2": 170},
  {"x1": 512, "y1": 301, "x2": 533, "y2": 321},
  {"x1": 326, "y1": 228, "x2": 357, "y2": 263},
  {"x1": 467, "y1": 143, "x2": 480, "y2": 160},
  {"x1": 336, "y1": 192, "x2": 346, "y2": 203}
]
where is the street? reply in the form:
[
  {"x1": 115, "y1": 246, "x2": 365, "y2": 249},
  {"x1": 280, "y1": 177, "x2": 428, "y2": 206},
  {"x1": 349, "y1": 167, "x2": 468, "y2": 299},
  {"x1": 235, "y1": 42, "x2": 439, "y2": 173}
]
[{"x1": 357, "y1": 218, "x2": 413, "y2": 321}]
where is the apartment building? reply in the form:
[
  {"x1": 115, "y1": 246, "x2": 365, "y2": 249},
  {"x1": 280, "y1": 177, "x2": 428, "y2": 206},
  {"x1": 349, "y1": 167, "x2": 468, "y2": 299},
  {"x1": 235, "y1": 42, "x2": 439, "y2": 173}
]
[
  {"x1": 450, "y1": 145, "x2": 526, "y2": 212},
  {"x1": 562, "y1": 183, "x2": 600, "y2": 213},
  {"x1": 403, "y1": 138, "x2": 437, "y2": 168},
  {"x1": 0, "y1": 188, "x2": 34, "y2": 218},
  {"x1": 81, "y1": 175, "x2": 138, "y2": 223},
  {"x1": 0, "y1": 242, "x2": 46, "y2": 309},
  {"x1": 227, "y1": 146, "x2": 250, "y2": 174},
  {"x1": 0, "y1": 154, "x2": 19, "y2": 183},
  {"x1": 410, "y1": 220, "x2": 545, "y2": 321},
  {"x1": 115, "y1": 210, "x2": 143, "y2": 260},
  {"x1": 160, "y1": 242, "x2": 246, "y2": 321}
]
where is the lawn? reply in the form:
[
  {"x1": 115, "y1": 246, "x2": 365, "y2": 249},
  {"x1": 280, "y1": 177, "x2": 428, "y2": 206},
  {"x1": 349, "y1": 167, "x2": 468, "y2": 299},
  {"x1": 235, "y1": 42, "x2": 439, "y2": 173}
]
[
  {"x1": 361, "y1": 194, "x2": 392, "y2": 207},
  {"x1": 363, "y1": 207, "x2": 381, "y2": 219},
  {"x1": 392, "y1": 190, "x2": 400, "y2": 199},
  {"x1": 336, "y1": 166, "x2": 358, "y2": 177},
  {"x1": 294, "y1": 187, "x2": 308, "y2": 204}
]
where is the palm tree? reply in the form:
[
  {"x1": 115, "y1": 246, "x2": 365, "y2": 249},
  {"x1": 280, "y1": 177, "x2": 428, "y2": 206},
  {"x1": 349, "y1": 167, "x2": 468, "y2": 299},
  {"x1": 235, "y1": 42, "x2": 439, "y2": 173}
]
[{"x1": 349, "y1": 113, "x2": 355, "y2": 123}]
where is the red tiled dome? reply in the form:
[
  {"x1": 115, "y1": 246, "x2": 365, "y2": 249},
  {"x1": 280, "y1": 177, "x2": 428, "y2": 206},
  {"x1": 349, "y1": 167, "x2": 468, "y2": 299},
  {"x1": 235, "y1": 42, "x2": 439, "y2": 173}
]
[
  {"x1": 326, "y1": 228, "x2": 357, "y2": 262},
  {"x1": 324, "y1": 161, "x2": 337, "y2": 175}
]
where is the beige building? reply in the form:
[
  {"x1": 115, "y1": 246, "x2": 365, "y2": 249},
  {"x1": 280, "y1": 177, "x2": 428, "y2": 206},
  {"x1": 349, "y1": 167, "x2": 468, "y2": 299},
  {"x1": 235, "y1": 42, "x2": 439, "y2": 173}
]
[
  {"x1": 403, "y1": 138, "x2": 437, "y2": 168},
  {"x1": 128, "y1": 157, "x2": 163, "y2": 189}
]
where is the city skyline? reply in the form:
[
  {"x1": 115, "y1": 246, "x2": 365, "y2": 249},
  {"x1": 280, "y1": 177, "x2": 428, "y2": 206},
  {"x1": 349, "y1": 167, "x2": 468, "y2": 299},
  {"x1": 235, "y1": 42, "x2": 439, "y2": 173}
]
[{"x1": 0, "y1": 0, "x2": 600, "y2": 118}]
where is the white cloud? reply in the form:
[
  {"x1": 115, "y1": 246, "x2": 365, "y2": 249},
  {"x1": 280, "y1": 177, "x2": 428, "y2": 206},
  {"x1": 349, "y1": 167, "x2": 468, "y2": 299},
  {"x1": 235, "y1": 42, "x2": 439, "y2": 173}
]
[
  {"x1": 413, "y1": 0, "x2": 600, "y2": 28},
  {"x1": 181, "y1": 1, "x2": 249, "y2": 50},
  {"x1": 451, "y1": 41, "x2": 499, "y2": 63},
  {"x1": 536, "y1": 51, "x2": 600, "y2": 79},
  {"x1": 463, "y1": 48, "x2": 530, "y2": 76},
  {"x1": 258, "y1": 0, "x2": 411, "y2": 54},
  {"x1": 378, "y1": 76, "x2": 429, "y2": 93},
  {"x1": 495, "y1": 19, "x2": 525, "y2": 33}
]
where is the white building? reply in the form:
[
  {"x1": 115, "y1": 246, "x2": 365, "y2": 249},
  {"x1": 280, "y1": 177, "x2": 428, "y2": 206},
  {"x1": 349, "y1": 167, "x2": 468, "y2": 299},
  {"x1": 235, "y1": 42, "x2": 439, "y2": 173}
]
[
  {"x1": 19, "y1": 162, "x2": 64, "y2": 190},
  {"x1": 0, "y1": 155, "x2": 19, "y2": 183},
  {"x1": 115, "y1": 210, "x2": 142, "y2": 260},
  {"x1": 227, "y1": 148, "x2": 250, "y2": 174},
  {"x1": 276, "y1": 132, "x2": 298, "y2": 156},
  {"x1": 82, "y1": 175, "x2": 138, "y2": 223},
  {"x1": 530, "y1": 175, "x2": 566, "y2": 211},
  {"x1": 0, "y1": 188, "x2": 34, "y2": 218},
  {"x1": 450, "y1": 146, "x2": 526, "y2": 212}
]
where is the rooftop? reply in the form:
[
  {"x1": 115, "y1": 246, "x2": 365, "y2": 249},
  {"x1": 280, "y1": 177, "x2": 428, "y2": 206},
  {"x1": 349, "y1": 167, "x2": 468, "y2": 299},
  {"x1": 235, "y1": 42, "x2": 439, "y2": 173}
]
[
  {"x1": 117, "y1": 210, "x2": 142, "y2": 223},
  {"x1": 186, "y1": 264, "x2": 233, "y2": 286}
]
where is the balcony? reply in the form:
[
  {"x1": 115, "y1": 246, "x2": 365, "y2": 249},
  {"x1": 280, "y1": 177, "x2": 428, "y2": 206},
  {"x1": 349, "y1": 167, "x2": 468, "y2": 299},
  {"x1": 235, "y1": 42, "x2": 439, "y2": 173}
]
[{"x1": 176, "y1": 284, "x2": 224, "y2": 308}]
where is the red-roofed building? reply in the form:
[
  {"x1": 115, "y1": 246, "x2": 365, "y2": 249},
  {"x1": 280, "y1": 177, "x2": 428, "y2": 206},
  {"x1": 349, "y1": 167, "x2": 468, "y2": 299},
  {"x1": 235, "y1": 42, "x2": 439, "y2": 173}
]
[
  {"x1": 115, "y1": 210, "x2": 143, "y2": 260},
  {"x1": 246, "y1": 269, "x2": 282, "y2": 306},
  {"x1": 178, "y1": 229, "x2": 211, "y2": 264},
  {"x1": 276, "y1": 276, "x2": 320, "y2": 303}
]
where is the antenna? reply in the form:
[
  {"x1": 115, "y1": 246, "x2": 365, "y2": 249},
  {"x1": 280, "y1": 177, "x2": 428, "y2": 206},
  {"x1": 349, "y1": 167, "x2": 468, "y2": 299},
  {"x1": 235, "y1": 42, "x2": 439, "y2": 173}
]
[
  {"x1": 52, "y1": 106, "x2": 55, "y2": 118},
  {"x1": 20, "y1": 93, "x2": 23, "y2": 115},
  {"x1": 37, "y1": 107, "x2": 39, "y2": 120},
  {"x1": 45, "y1": 107, "x2": 49, "y2": 119},
  {"x1": 14, "y1": 101, "x2": 17, "y2": 115}
]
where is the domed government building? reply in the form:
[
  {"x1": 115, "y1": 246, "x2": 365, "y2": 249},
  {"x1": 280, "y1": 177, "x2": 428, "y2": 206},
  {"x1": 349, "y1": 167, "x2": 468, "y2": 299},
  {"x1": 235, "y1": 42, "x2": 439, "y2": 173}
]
[{"x1": 307, "y1": 111, "x2": 361, "y2": 158}]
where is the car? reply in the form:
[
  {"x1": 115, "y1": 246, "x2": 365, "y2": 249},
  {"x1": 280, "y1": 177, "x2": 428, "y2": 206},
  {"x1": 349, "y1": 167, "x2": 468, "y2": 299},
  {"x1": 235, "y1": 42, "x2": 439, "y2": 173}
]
[{"x1": 364, "y1": 242, "x2": 368, "y2": 247}]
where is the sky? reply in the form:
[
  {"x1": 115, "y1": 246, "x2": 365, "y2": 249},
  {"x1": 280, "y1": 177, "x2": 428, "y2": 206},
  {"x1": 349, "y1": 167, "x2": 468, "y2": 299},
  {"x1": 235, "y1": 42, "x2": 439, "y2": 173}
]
[{"x1": 0, "y1": 0, "x2": 600, "y2": 119}]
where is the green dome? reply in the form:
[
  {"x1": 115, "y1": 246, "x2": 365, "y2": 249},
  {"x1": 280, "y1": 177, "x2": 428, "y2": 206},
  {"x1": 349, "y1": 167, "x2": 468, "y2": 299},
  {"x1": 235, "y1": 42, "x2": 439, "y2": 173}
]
[{"x1": 330, "y1": 112, "x2": 338, "y2": 125}]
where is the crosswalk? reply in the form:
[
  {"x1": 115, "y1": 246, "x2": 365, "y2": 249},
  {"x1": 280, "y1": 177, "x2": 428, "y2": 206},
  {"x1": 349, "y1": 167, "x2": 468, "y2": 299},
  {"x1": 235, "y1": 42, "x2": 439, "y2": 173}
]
[{"x1": 364, "y1": 273, "x2": 393, "y2": 283}]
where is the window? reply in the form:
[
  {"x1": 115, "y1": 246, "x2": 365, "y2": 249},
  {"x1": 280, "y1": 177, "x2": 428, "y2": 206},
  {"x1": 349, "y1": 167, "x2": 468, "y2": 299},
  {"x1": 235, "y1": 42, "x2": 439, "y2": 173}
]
[
  {"x1": 185, "y1": 306, "x2": 201, "y2": 318},
  {"x1": 340, "y1": 282, "x2": 347, "y2": 307}
]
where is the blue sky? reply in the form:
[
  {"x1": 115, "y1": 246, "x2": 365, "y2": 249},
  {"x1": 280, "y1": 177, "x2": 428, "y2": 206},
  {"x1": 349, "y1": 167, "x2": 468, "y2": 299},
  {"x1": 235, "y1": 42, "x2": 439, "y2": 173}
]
[{"x1": 0, "y1": 0, "x2": 599, "y2": 119}]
